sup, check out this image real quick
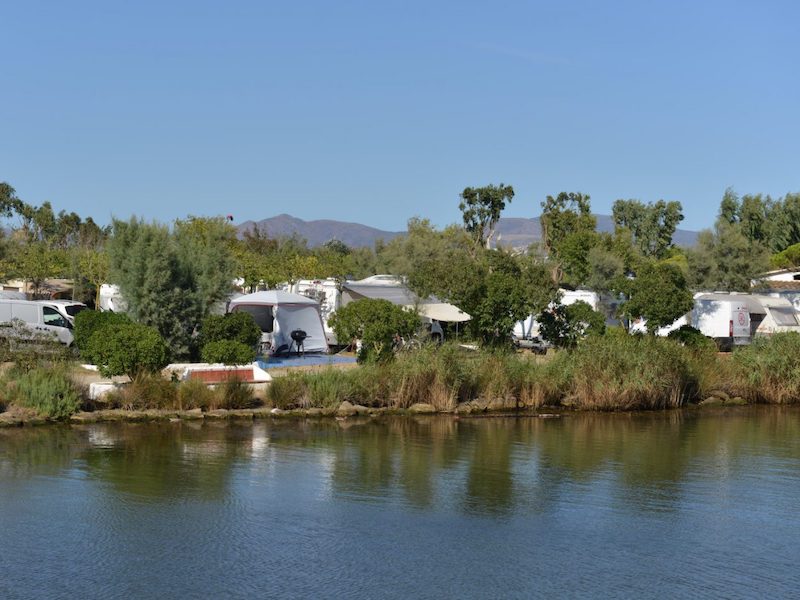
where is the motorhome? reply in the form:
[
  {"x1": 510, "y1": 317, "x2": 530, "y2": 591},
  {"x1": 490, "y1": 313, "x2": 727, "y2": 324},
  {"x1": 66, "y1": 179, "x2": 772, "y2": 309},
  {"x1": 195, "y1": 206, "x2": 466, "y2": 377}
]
[
  {"x1": 691, "y1": 294, "x2": 756, "y2": 350},
  {"x1": 0, "y1": 299, "x2": 75, "y2": 345}
]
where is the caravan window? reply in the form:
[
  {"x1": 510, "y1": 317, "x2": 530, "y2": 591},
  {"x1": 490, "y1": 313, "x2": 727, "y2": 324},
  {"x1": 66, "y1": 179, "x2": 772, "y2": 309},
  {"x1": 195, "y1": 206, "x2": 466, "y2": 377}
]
[
  {"x1": 234, "y1": 305, "x2": 274, "y2": 333},
  {"x1": 770, "y1": 307, "x2": 799, "y2": 326}
]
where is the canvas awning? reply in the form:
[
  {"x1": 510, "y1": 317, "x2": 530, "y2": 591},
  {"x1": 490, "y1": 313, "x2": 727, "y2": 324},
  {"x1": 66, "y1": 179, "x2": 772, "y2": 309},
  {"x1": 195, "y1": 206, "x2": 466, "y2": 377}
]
[
  {"x1": 414, "y1": 302, "x2": 471, "y2": 322},
  {"x1": 342, "y1": 282, "x2": 471, "y2": 322}
]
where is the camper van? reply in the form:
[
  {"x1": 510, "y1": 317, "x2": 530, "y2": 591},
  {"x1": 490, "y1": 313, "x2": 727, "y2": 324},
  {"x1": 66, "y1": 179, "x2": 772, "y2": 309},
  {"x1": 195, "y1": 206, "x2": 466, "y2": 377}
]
[
  {"x1": 692, "y1": 294, "x2": 754, "y2": 350},
  {"x1": 0, "y1": 299, "x2": 75, "y2": 345}
]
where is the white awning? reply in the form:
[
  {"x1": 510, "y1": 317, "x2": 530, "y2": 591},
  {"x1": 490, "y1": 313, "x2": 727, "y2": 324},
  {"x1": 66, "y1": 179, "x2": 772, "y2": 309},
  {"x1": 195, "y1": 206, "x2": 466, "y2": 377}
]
[{"x1": 413, "y1": 303, "x2": 471, "y2": 322}]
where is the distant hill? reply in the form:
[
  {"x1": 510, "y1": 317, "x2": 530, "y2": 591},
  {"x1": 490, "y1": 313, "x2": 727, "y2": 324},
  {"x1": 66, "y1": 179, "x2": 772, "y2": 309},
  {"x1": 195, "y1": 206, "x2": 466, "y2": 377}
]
[
  {"x1": 237, "y1": 214, "x2": 404, "y2": 248},
  {"x1": 495, "y1": 215, "x2": 699, "y2": 248},
  {"x1": 238, "y1": 213, "x2": 699, "y2": 249}
]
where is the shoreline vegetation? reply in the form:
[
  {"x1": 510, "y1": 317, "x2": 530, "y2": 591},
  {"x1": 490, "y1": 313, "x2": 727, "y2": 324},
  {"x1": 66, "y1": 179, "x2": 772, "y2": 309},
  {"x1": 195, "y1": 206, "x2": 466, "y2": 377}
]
[{"x1": 3, "y1": 331, "x2": 800, "y2": 427}]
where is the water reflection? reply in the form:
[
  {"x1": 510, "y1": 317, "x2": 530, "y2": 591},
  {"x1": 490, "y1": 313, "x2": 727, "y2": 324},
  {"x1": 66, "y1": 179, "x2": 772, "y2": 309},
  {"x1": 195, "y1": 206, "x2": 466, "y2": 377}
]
[{"x1": 0, "y1": 408, "x2": 799, "y2": 516}]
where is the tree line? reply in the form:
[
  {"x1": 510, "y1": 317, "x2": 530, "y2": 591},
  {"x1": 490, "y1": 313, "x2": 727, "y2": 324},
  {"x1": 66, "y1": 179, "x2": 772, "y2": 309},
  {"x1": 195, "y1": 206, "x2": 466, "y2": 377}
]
[{"x1": 2, "y1": 180, "x2": 798, "y2": 356}]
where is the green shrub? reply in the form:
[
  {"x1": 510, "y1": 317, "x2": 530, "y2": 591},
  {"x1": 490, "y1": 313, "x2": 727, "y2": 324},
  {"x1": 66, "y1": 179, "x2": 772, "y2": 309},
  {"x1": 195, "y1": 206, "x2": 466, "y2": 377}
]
[
  {"x1": 217, "y1": 377, "x2": 257, "y2": 409},
  {"x1": 267, "y1": 372, "x2": 308, "y2": 409},
  {"x1": 0, "y1": 320, "x2": 73, "y2": 371},
  {"x1": 667, "y1": 325, "x2": 717, "y2": 352},
  {"x1": 106, "y1": 374, "x2": 178, "y2": 410},
  {"x1": 200, "y1": 312, "x2": 261, "y2": 348},
  {"x1": 73, "y1": 310, "x2": 131, "y2": 353},
  {"x1": 176, "y1": 379, "x2": 218, "y2": 410},
  {"x1": 200, "y1": 340, "x2": 255, "y2": 365},
  {"x1": 328, "y1": 298, "x2": 419, "y2": 363},
  {"x1": 11, "y1": 368, "x2": 81, "y2": 419},
  {"x1": 83, "y1": 322, "x2": 170, "y2": 380}
]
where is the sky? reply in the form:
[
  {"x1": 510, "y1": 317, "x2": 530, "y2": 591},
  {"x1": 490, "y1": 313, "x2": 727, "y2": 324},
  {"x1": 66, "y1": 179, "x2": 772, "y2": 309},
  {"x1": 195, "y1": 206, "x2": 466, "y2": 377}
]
[{"x1": 1, "y1": 0, "x2": 798, "y2": 232}]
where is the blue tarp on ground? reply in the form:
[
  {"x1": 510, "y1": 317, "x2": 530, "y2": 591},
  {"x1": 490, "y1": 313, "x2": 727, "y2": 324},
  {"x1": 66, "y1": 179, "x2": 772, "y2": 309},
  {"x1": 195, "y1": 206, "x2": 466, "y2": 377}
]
[{"x1": 257, "y1": 354, "x2": 357, "y2": 369}]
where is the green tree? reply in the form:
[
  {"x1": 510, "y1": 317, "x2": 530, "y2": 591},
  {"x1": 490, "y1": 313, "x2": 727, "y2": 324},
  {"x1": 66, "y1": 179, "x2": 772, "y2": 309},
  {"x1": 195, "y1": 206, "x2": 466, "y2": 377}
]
[
  {"x1": 459, "y1": 184, "x2": 514, "y2": 249},
  {"x1": 622, "y1": 262, "x2": 694, "y2": 334},
  {"x1": 539, "y1": 192, "x2": 597, "y2": 283},
  {"x1": 539, "y1": 192, "x2": 595, "y2": 257},
  {"x1": 108, "y1": 217, "x2": 236, "y2": 358},
  {"x1": 771, "y1": 243, "x2": 800, "y2": 269},
  {"x1": 612, "y1": 199, "x2": 684, "y2": 259},
  {"x1": 328, "y1": 298, "x2": 419, "y2": 362},
  {"x1": 539, "y1": 300, "x2": 606, "y2": 348}
]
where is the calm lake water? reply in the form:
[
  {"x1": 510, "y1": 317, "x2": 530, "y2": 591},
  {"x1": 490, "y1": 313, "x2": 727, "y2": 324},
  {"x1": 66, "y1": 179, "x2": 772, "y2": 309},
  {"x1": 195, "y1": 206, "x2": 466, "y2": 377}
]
[{"x1": 2, "y1": 409, "x2": 800, "y2": 599}]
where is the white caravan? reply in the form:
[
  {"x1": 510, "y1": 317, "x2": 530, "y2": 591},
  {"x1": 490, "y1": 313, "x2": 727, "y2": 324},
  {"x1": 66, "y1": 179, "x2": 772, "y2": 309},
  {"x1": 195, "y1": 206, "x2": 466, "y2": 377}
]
[
  {"x1": 751, "y1": 295, "x2": 800, "y2": 336},
  {"x1": 0, "y1": 299, "x2": 75, "y2": 345},
  {"x1": 691, "y1": 294, "x2": 756, "y2": 350},
  {"x1": 283, "y1": 276, "x2": 471, "y2": 346},
  {"x1": 228, "y1": 290, "x2": 328, "y2": 355},
  {"x1": 514, "y1": 288, "x2": 600, "y2": 340}
]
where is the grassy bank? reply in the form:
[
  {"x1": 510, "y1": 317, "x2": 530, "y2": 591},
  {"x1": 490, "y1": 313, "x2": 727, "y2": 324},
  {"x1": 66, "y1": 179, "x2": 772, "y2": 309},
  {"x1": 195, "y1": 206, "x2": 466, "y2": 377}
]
[{"x1": 3, "y1": 332, "x2": 800, "y2": 424}]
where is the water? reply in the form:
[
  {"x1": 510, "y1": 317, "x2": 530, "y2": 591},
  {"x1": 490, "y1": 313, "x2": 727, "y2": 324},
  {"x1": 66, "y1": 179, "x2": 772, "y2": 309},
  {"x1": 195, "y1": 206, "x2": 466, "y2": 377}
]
[{"x1": 2, "y1": 408, "x2": 800, "y2": 599}]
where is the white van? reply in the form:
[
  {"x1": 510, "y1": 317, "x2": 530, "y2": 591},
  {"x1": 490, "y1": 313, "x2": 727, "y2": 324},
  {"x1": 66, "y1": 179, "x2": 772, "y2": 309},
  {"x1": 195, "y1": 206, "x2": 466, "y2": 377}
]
[
  {"x1": 38, "y1": 300, "x2": 88, "y2": 324},
  {"x1": 0, "y1": 299, "x2": 75, "y2": 346}
]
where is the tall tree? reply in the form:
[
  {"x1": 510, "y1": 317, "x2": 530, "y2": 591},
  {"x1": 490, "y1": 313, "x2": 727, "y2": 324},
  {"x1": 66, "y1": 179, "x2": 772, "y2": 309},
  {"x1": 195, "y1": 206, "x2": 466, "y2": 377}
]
[
  {"x1": 539, "y1": 192, "x2": 596, "y2": 282},
  {"x1": 458, "y1": 184, "x2": 514, "y2": 249},
  {"x1": 622, "y1": 262, "x2": 694, "y2": 334},
  {"x1": 612, "y1": 199, "x2": 684, "y2": 259},
  {"x1": 108, "y1": 217, "x2": 236, "y2": 358}
]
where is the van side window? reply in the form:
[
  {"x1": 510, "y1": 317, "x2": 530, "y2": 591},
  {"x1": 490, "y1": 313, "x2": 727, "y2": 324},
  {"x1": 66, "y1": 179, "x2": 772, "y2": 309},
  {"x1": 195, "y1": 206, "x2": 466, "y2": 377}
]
[{"x1": 43, "y1": 307, "x2": 69, "y2": 328}]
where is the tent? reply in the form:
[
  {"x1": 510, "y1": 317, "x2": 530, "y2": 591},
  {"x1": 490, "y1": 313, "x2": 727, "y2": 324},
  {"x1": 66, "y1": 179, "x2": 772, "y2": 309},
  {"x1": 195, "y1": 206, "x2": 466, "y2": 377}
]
[{"x1": 228, "y1": 290, "x2": 328, "y2": 355}]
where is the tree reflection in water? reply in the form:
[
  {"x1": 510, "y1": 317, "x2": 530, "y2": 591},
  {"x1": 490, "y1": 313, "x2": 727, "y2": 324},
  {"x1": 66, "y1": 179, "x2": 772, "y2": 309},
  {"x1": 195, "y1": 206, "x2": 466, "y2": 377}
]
[{"x1": 1, "y1": 408, "x2": 799, "y2": 516}]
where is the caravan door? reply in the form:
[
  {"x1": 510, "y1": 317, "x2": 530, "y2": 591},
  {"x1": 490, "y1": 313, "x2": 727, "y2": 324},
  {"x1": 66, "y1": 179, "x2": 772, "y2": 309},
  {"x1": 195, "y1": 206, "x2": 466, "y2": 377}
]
[{"x1": 731, "y1": 303, "x2": 750, "y2": 345}]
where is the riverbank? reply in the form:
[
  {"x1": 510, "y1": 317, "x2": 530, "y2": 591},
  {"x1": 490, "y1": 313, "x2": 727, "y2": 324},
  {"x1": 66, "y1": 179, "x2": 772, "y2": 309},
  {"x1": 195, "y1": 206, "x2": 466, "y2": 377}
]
[{"x1": 2, "y1": 332, "x2": 800, "y2": 426}]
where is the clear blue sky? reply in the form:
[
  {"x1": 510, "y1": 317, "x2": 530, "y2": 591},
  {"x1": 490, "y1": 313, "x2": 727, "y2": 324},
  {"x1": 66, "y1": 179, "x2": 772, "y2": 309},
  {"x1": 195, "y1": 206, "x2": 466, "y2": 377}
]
[{"x1": 2, "y1": 0, "x2": 798, "y2": 232}]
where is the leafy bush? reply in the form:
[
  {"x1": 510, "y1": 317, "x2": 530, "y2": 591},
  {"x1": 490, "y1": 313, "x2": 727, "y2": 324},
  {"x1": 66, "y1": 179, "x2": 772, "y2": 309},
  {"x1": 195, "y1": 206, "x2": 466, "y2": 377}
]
[
  {"x1": 328, "y1": 298, "x2": 419, "y2": 362},
  {"x1": 83, "y1": 322, "x2": 170, "y2": 379},
  {"x1": 73, "y1": 310, "x2": 131, "y2": 352},
  {"x1": 539, "y1": 300, "x2": 605, "y2": 348},
  {"x1": 11, "y1": 368, "x2": 81, "y2": 419},
  {"x1": 667, "y1": 325, "x2": 717, "y2": 352},
  {"x1": 200, "y1": 312, "x2": 261, "y2": 348},
  {"x1": 201, "y1": 340, "x2": 255, "y2": 365}
]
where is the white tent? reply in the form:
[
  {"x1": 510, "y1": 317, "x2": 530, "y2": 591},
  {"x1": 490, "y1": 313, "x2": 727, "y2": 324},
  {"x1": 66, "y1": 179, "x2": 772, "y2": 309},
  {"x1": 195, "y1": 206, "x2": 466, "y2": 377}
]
[{"x1": 228, "y1": 290, "x2": 328, "y2": 355}]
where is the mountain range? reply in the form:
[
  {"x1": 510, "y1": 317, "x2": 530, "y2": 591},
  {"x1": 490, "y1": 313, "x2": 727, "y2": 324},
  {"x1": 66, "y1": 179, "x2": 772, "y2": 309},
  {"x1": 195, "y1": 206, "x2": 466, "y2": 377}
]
[{"x1": 237, "y1": 213, "x2": 699, "y2": 249}]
